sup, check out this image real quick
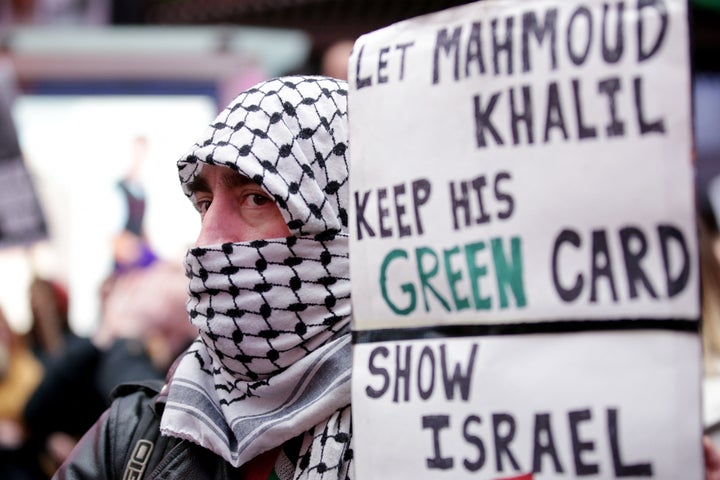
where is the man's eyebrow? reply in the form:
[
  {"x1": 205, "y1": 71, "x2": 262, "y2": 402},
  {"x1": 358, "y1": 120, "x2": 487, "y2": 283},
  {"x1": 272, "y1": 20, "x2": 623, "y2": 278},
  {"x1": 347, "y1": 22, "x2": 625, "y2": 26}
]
[
  {"x1": 186, "y1": 169, "x2": 257, "y2": 194},
  {"x1": 186, "y1": 175, "x2": 209, "y2": 194},
  {"x1": 221, "y1": 170, "x2": 256, "y2": 189}
]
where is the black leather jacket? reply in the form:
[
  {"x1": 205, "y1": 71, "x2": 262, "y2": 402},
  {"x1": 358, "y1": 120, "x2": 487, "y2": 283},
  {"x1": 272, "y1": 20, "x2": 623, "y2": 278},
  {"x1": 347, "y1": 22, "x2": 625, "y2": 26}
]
[{"x1": 52, "y1": 381, "x2": 244, "y2": 479}]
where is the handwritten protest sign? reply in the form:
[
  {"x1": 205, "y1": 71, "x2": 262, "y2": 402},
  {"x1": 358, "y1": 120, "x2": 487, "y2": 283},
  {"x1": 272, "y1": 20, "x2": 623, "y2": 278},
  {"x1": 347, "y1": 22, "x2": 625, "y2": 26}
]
[{"x1": 348, "y1": 0, "x2": 702, "y2": 478}]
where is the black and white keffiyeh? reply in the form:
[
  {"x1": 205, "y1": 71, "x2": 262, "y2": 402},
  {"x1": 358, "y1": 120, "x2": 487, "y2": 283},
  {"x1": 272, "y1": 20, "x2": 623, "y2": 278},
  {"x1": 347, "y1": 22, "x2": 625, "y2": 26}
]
[{"x1": 161, "y1": 76, "x2": 353, "y2": 474}]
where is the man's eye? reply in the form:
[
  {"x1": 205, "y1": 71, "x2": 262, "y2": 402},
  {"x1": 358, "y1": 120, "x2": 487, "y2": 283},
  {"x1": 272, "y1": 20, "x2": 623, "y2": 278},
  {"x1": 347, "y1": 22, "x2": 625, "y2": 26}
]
[
  {"x1": 249, "y1": 194, "x2": 271, "y2": 206},
  {"x1": 195, "y1": 199, "x2": 211, "y2": 213}
]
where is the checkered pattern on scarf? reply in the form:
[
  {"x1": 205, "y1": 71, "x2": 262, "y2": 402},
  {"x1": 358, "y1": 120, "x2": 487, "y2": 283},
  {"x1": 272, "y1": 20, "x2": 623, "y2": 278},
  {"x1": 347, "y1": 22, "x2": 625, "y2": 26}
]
[
  {"x1": 294, "y1": 406, "x2": 353, "y2": 480},
  {"x1": 184, "y1": 233, "x2": 350, "y2": 391},
  {"x1": 161, "y1": 76, "x2": 354, "y2": 473},
  {"x1": 178, "y1": 76, "x2": 349, "y2": 235}
]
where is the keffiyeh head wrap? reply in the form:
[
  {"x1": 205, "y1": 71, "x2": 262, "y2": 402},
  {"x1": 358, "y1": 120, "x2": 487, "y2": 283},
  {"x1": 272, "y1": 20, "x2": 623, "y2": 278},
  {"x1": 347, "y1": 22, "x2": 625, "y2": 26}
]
[{"x1": 161, "y1": 76, "x2": 353, "y2": 472}]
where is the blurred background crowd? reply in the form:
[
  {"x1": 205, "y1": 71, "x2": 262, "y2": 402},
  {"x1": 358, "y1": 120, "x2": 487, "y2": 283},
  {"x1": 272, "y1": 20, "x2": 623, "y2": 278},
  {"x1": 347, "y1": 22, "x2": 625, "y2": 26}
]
[{"x1": 0, "y1": 0, "x2": 718, "y2": 478}]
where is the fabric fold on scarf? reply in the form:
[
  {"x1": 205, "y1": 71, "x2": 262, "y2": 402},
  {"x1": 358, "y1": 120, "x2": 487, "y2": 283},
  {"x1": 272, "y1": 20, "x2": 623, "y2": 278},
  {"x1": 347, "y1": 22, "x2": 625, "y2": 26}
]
[{"x1": 161, "y1": 331, "x2": 351, "y2": 468}]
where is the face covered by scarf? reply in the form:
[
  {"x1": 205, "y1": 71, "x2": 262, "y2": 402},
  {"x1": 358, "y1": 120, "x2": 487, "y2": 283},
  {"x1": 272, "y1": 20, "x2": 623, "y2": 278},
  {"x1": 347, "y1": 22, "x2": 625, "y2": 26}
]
[{"x1": 160, "y1": 76, "x2": 353, "y2": 472}]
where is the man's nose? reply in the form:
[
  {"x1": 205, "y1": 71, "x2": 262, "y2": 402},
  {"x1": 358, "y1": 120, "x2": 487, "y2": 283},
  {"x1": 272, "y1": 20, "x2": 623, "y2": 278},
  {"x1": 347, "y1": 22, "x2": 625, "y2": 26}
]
[{"x1": 195, "y1": 199, "x2": 242, "y2": 246}]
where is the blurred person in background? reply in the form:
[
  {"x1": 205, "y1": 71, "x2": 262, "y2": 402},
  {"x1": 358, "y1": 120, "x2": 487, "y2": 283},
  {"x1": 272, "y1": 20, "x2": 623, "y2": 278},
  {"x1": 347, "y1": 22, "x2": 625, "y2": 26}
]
[
  {"x1": 320, "y1": 39, "x2": 354, "y2": 81},
  {"x1": 112, "y1": 134, "x2": 158, "y2": 275},
  {"x1": 699, "y1": 208, "x2": 720, "y2": 466},
  {"x1": 54, "y1": 75, "x2": 353, "y2": 479},
  {"x1": 0, "y1": 305, "x2": 45, "y2": 480},
  {"x1": 23, "y1": 260, "x2": 195, "y2": 476},
  {"x1": 26, "y1": 277, "x2": 79, "y2": 368},
  {"x1": 700, "y1": 211, "x2": 720, "y2": 373},
  {"x1": 92, "y1": 260, "x2": 196, "y2": 377}
]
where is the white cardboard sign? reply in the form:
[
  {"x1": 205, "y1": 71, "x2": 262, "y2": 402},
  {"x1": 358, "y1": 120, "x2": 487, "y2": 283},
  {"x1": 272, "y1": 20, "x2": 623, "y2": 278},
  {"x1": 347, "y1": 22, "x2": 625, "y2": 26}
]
[
  {"x1": 352, "y1": 331, "x2": 701, "y2": 479},
  {"x1": 348, "y1": 0, "x2": 703, "y2": 478},
  {"x1": 348, "y1": 0, "x2": 697, "y2": 329}
]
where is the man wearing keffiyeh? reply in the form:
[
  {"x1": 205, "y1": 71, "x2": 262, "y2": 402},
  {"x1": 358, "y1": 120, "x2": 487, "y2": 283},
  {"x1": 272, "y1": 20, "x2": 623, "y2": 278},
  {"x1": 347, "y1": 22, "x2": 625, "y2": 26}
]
[{"x1": 53, "y1": 76, "x2": 354, "y2": 479}]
